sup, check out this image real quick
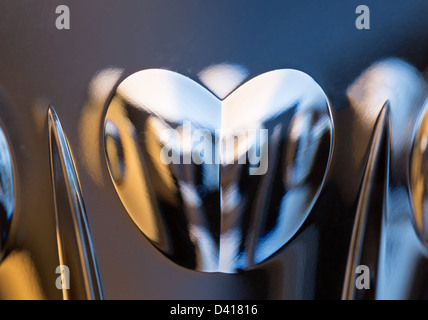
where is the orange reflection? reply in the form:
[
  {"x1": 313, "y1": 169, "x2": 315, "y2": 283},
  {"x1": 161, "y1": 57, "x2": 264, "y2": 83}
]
[
  {"x1": 79, "y1": 68, "x2": 123, "y2": 186},
  {"x1": 0, "y1": 250, "x2": 45, "y2": 300},
  {"x1": 105, "y1": 97, "x2": 169, "y2": 251},
  {"x1": 410, "y1": 102, "x2": 428, "y2": 239}
]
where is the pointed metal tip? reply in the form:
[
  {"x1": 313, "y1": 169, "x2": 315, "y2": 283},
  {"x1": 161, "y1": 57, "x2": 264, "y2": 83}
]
[
  {"x1": 47, "y1": 105, "x2": 56, "y2": 120},
  {"x1": 48, "y1": 107, "x2": 103, "y2": 300},
  {"x1": 378, "y1": 101, "x2": 390, "y2": 123},
  {"x1": 342, "y1": 101, "x2": 390, "y2": 300},
  {"x1": 47, "y1": 105, "x2": 59, "y2": 132}
]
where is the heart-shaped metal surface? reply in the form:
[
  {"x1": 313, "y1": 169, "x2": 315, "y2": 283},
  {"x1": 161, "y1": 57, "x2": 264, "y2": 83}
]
[{"x1": 104, "y1": 69, "x2": 333, "y2": 273}]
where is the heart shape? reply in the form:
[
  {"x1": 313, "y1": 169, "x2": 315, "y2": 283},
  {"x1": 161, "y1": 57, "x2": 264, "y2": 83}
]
[{"x1": 104, "y1": 69, "x2": 333, "y2": 273}]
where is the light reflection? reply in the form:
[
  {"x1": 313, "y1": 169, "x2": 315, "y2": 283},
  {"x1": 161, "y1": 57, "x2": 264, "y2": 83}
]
[
  {"x1": 104, "y1": 99, "x2": 167, "y2": 250},
  {"x1": 117, "y1": 69, "x2": 221, "y2": 128},
  {"x1": 347, "y1": 58, "x2": 426, "y2": 171},
  {"x1": 344, "y1": 58, "x2": 428, "y2": 299},
  {"x1": 0, "y1": 124, "x2": 15, "y2": 258},
  {"x1": 377, "y1": 187, "x2": 425, "y2": 299},
  {"x1": 0, "y1": 250, "x2": 45, "y2": 300},
  {"x1": 104, "y1": 68, "x2": 333, "y2": 272},
  {"x1": 49, "y1": 107, "x2": 103, "y2": 299},
  {"x1": 198, "y1": 63, "x2": 249, "y2": 100},
  {"x1": 79, "y1": 68, "x2": 124, "y2": 186},
  {"x1": 410, "y1": 99, "x2": 428, "y2": 244}
]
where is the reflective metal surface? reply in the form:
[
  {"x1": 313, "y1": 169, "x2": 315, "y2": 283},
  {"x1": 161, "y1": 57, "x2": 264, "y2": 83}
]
[
  {"x1": 410, "y1": 99, "x2": 428, "y2": 246},
  {"x1": 0, "y1": 0, "x2": 427, "y2": 300},
  {"x1": 344, "y1": 59, "x2": 428, "y2": 299},
  {"x1": 0, "y1": 124, "x2": 15, "y2": 261},
  {"x1": 48, "y1": 107, "x2": 103, "y2": 299},
  {"x1": 104, "y1": 69, "x2": 333, "y2": 272},
  {"x1": 342, "y1": 103, "x2": 390, "y2": 300}
]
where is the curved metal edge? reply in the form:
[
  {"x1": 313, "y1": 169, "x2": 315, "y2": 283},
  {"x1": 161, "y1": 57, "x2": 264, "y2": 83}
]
[{"x1": 48, "y1": 106, "x2": 103, "y2": 300}]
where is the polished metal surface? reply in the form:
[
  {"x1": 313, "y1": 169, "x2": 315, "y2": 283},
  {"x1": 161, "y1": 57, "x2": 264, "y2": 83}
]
[
  {"x1": 0, "y1": 124, "x2": 15, "y2": 261},
  {"x1": 0, "y1": 0, "x2": 427, "y2": 300},
  {"x1": 344, "y1": 59, "x2": 428, "y2": 299},
  {"x1": 104, "y1": 69, "x2": 333, "y2": 272},
  {"x1": 48, "y1": 107, "x2": 103, "y2": 299},
  {"x1": 410, "y1": 99, "x2": 428, "y2": 246},
  {"x1": 342, "y1": 103, "x2": 390, "y2": 300}
]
